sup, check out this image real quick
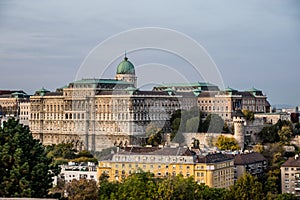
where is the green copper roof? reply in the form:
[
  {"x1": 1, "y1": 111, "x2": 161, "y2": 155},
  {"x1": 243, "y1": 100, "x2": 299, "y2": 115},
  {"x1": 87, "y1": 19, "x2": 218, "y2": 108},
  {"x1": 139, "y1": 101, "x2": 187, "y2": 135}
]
[
  {"x1": 247, "y1": 87, "x2": 261, "y2": 92},
  {"x1": 225, "y1": 87, "x2": 236, "y2": 91},
  {"x1": 125, "y1": 86, "x2": 138, "y2": 91},
  {"x1": 116, "y1": 57, "x2": 135, "y2": 75},
  {"x1": 155, "y1": 82, "x2": 217, "y2": 88},
  {"x1": 35, "y1": 87, "x2": 50, "y2": 96},
  {"x1": 125, "y1": 86, "x2": 138, "y2": 95},
  {"x1": 36, "y1": 87, "x2": 50, "y2": 93}
]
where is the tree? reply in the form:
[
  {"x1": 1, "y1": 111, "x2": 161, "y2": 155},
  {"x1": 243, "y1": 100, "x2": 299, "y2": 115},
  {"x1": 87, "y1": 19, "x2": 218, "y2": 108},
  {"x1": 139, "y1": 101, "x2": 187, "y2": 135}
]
[
  {"x1": 222, "y1": 122, "x2": 231, "y2": 133},
  {"x1": 116, "y1": 172, "x2": 158, "y2": 200},
  {"x1": 0, "y1": 118, "x2": 54, "y2": 198},
  {"x1": 99, "y1": 173, "x2": 119, "y2": 200},
  {"x1": 242, "y1": 109, "x2": 255, "y2": 121},
  {"x1": 147, "y1": 131, "x2": 163, "y2": 146},
  {"x1": 226, "y1": 173, "x2": 264, "y2": 200},
  {"x1": 215, "y1": 135, "x2": 240, "y2": 151},
  {"x1": 257, "y1": 126, "x2": 280, "y2": 144},
  {"x1": 257, "y1": 120, "x2": 293, "y2": 144},
  {"x1": 278, "y1": 126, "x2": 293, "y2": 144},
  {"x1": 253, "y1": 143, "x2": 264, "y2": 153},
  {"x1": 145, "y1": 123, "x2": 161, "y2": 137},
  {"x1": 65, "y1": 179, "x2": 98, "y2": 200},
  {"x1": 46, "y1": 143, "x2": 77, "y2": 160},
  {"x1": 275, "y1": 193, "x2": 298, "y2": 200},
  {"x1": 146, "y1": 123, "x2": 162, "y2": 146}
]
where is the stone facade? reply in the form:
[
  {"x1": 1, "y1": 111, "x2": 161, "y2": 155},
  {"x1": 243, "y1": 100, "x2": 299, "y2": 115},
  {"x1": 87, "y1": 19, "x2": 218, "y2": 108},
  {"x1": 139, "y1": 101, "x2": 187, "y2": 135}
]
[
  {"x1": 28, "y1": 56, "x2": 271, "y2": 152},
  {"x1": 19, "y1": 102, "x2": 30, "y2": 126},
  {"x1": 29, "y1": 57, "x2": 198, "y2": 151},
  {"x1": 254, "y1": 112, "x2": 290, "y2": 125},
  {"x1": 197, "y1": 88, "x2": 270, "y2": 121},
  {"x1": 0, "y1": 90, "x2": 29, "y2": 117}
]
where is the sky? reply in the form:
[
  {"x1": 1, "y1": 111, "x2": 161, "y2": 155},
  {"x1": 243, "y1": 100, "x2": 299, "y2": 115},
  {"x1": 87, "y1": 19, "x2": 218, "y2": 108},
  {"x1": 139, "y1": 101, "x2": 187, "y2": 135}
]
[{"x1": 0, "y1": 0, "x2": 299, "y2": 106}]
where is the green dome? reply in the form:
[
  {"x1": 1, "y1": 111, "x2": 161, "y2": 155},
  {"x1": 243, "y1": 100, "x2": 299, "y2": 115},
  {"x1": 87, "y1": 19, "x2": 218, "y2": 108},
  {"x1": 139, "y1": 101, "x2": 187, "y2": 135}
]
[{"x1": 116, "y1": 57, "x2": 135, "y2": 75}]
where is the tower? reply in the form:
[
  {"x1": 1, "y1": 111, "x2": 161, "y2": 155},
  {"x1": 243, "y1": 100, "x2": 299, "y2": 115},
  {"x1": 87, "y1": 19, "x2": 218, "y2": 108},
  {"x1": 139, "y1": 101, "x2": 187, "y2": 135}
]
[
  {"x1": 233, "y1": 110, "x2": 245, "y2": 150},
  {"x1": 115, "y1": 56, "x2": 137, "y2": 87}
]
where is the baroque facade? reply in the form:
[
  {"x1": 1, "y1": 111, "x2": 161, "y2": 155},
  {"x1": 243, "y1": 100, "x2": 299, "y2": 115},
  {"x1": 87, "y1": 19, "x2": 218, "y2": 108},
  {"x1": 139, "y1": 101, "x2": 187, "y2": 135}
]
[
  {"x1": 196, "y1": 87, "x2": 270, "y2": 121},
  {"x1": 0, "y1": 90, "x2": 29, "y2": 117},
  {"x1": 29, "y1": 57, "x2": 197, "y2": 151},
  {"x1": 28, "y1": 56, "x2": 271, "y2": 151}
]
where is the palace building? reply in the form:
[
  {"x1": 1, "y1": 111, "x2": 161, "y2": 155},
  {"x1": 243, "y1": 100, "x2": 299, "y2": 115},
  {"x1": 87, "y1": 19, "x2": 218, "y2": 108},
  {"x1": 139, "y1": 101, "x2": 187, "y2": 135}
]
[
  {"x1": 28, "y1": 56, "x2": 271, "y2": 151},
  {"x1": 29, "y1": 56, "x2": 199, "y2": 151},
  {"x1": 0, "y1": 90, "x2": 29, "y2": 117},
  {"x1": 194, "y1": 87, "x2": 270, "y2": 121}
]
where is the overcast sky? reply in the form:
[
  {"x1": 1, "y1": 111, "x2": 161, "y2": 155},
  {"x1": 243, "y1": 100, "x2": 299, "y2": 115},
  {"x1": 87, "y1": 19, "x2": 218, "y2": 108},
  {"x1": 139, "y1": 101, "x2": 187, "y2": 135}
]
[{"x1": 0, "y1": 0, "x2": 299, "y2": 106}]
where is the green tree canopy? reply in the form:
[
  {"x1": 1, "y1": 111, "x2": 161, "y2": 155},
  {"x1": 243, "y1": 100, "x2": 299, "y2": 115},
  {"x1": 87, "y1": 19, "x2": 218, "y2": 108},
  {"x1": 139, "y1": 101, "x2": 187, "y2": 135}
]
[
  {"x1": 98, "y1": 172, "x2": 227, "y2": 200},
  {"x1": 242, "y1": 109, "x2": 255, "y2": 121},
  {"x1": 66, "y1": 179, "x2": 98, "y2": 200},
  {"x1": 215, "y1": 135, "x2": 240, "y2": 151},
  {"x1": 226, "y1": 173, "x2": 264, "y2": 200},
  {"x1": 278, "y1": 126, "x2": 293, "y2": 144},
  {"x1": 0, "y1": 118, "x2": 54, "y2": 198},
  {"x1": 275, "y1": 193, "x2": 298, "y2": 200}
]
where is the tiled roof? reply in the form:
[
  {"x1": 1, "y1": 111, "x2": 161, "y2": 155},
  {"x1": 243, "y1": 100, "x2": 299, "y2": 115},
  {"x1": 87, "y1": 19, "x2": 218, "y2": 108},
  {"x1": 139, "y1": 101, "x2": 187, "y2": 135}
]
[
  {"x1": 117, "y1": 146, "x2": 193, "y2": 156},
  {"x1": 238, "y1": 91, "x2": 255, "y2": 98},
  {"x1": 197, "y1": 153, "x2": 232, "y2": 163},
  {"x1": 198, "y1": 91, "x2": 219, "y2": 98},
  {"x1": 122, "y1": 146, "x2": 160, "y2": 153},
  {"x1": 233, "y1": 152, "x2": 266, "y2": 165},
  {"x1": 282, "y1": 156, "x2": 300, "y2": 167},
  {"x1": 44, "y1": 92, "x2": 63, "y2": 96}
]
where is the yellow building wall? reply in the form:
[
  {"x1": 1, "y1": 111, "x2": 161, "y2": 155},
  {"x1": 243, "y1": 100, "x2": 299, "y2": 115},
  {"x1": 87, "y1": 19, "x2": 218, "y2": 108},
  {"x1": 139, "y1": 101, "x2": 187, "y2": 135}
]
[
  {"x1": 98, "y1": 160, "x2": 234, "y2": 189},
  {"x1": 98, "y1": 162, "x2": 195, "y2": 182}
]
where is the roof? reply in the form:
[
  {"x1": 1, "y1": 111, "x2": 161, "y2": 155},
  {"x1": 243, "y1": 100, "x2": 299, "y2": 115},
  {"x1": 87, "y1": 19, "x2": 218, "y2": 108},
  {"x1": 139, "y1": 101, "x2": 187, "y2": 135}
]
[
  {"x1": 282, "y1": 156, "x2": 300, "y2": 167},
  {"x1": 239, "y1": 91, "x2": 255, "y2": 98},
  {"x1": 233, "y1": 152, "x2": 266, "y2": 165},
  {"x1": 116, "y1": 57, "x2": 135, "y2": 74},
  {"x1": 225, "y1": 87, "x2": 237, "y2": 92},
  {"x1": 35, "y1": 87, "x2": 50, "y2": 96},
  {"x1": 117, "y1": 146, "x2": 193, "y2": 156},
  {"x1": 197, "y1": 153, "x2": 233, "y2": 164},
  {"x1": 44, "y1": 92, "x2": 63, "y2": 96},
  {"x1": 198, "y1": 91, "x2": 219, "y2": 98},
  {"x1": 247, "y1": 87, "x2": 261, "y2": 92},
  {"x1": 155, "y1": 82, "x2": 218, "y2": 88},
  {"x1": 0, "y1": 90, "x2": 27, "y2": 96},
  {"x1": 122, "y1": 146, "x2": 160, "y2": 153},
  {"x1": 96, "y1": 89, "x2": 179, "y2": 97},
  {"x1": 70, "y1": 78, "x2": 131, "y2": 85}
]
